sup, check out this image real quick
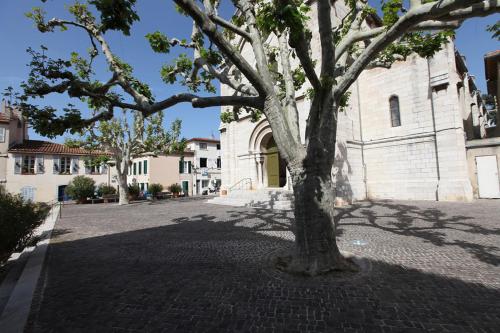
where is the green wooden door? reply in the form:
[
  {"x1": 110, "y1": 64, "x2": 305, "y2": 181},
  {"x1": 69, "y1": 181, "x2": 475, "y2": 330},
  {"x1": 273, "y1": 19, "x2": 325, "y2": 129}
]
[
  {"x1": 182, "y1": 181, "x2": 189, "y2": 196},
  {"x1": 267, "y1": 152, "x2": 280, "y2": 187}
]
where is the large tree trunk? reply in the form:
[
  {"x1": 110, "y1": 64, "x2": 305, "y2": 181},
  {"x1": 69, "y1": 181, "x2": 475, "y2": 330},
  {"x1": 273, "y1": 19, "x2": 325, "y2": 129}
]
[
  {"x1": 117, "y1": 171, "x2": 129, "y2": 205},
  {"x1": 278, "y1": 161, "x2": 358, "y2": 276}
]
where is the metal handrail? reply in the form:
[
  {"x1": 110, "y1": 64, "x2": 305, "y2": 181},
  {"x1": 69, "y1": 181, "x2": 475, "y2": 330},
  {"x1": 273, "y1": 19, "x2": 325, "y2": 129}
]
[{"x1": 229, "y1": 178, "x2": 252, "y2": 191}]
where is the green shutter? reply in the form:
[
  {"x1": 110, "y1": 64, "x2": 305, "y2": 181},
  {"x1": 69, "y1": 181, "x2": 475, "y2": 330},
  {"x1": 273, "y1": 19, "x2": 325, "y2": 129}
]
[
  {"x1": 179, "y1": 159, "x2": 184, "y2": 173},
  {"x1": 133, "y1": 162, "x2": 136, "y2": 175},
  {"x1": 143, "y1": 160, "x2": 148, "y2": 174},
  {"x1": 188, "y1": 161, "x2": 192, "y2": 174}
]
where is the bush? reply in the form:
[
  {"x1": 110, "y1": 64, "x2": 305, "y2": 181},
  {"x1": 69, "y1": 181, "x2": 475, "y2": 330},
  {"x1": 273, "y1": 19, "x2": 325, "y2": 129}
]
[
  {"x1": 128, "y1": 183, "x2": 140, "y2": 200},
  {"x1": 169, "y1": 183, "x2": 182, "y2": 194},
  {"x1": 97, "y1": 184, "x2": 117, "y2": 198},
  {"x1": 0, "y1": 191, "x2": 49, "y2": 263},
  {"x1": 149, "y1": 183, "x2": 163, "y2": 197},
  {"x1": 65, "y1": 176, "x2": 96, "y2": 203}
]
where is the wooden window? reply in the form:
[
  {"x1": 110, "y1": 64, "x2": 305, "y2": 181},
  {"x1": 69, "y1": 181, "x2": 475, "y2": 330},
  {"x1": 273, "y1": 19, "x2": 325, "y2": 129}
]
[
  {"x1": 22, "y1": 155, "x2": 35, "y2": 174},
  {"x1": 199, "y1": 158, "x2": 207, "y2": 168},
  {"x1": 143, "y1": 160, "x2": 148, "y2": 174},
  {"x1": 217, "y1": 157, "x2": 221, "y2": 169},
  {"x1": 390, "y1": 96, "x2": 401, "y2": 127},
  {"x1": 199, "y1": 142, "x2": 207, "y2": 150},
  {"x1": 60, "y1": 157, "x2": 71, "y2": 174}
]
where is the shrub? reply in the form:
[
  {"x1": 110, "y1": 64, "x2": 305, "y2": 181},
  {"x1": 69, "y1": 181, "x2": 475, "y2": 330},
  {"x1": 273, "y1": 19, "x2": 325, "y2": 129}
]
[
  {"x1": 128, "y1": 183, "x2": 140, "y2": 200},
  {"x1": 0, "y1": 191, "x2": 49, "y2": 263},
  {"x1": 169, "y1": 183, "x2": 182, "y2": 194},
  {"x1": 149, "y1": 183, "x2": 163, "y2": 197},
  {"x1": 97, "y1": 184, "x2": 117, "y2": 198},
  {"x1": 65, "y1": 176, "x2": 96, "y2": 203}
]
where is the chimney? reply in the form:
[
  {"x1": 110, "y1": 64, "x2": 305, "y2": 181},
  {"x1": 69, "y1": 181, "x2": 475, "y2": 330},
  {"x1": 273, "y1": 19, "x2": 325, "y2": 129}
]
[{"x1": 1, "y1": 99, "x2": 6, "y2": 115}]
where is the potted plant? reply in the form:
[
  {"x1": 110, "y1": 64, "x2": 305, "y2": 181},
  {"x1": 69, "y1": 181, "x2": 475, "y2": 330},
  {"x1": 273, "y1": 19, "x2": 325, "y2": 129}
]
[
  {"x1": 169, "y1": 183, "x2": 182, "y2": 198},
  {"x1": 65, "y1": 176, "x2": 95, "y2": 204},
  {"x1": 127, "y1": 183, "x2": 141, "y2": 201},
  {"x1": 148, "y1": 183, "x2": 164, "y2": 200}
]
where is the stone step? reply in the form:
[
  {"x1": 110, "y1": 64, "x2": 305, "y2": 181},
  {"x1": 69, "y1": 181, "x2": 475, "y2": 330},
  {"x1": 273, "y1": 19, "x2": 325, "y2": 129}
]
[{"x1": 207, "y1": 189, "x2": 294, "y2": 210}]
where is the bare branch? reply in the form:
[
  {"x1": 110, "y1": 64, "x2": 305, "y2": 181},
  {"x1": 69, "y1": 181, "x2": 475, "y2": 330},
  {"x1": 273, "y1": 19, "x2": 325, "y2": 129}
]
[
  {"x1": 318, "y1": 0, "x2": 335, "y2": 78},
  {"x1": 144, "y1": 94, "x2": 264, "y2": 116},
  {"x1": 174, "y1": 0, "x2": 268, "y2": 96},
  {"x1": 278, "y1": 32, "x2": 301, "y2": 142},
  {"x1": 209, "y1": 14, "x2": 252, "y2": 41}
]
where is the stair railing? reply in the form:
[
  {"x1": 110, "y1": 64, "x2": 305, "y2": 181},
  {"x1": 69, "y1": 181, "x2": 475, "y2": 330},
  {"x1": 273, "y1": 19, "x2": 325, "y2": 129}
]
[{"x1": 229, "y1": 178, "x2": 252, "y2": 191}]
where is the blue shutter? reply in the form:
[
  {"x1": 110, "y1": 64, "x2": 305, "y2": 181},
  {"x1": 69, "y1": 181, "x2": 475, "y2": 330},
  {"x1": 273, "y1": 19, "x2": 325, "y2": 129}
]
[
  {"x1": 36, "y1": 155, "x2": 44, "y2": 174},
  {"x1": 14, "y1": 155, "x2": 21, "y2": 174},
  {"x1": 72, "y1": 157, "x2": 79, "y2": 174},
  {"x1": 53, "y1": 156, "x2": 60, "y2": 174}
]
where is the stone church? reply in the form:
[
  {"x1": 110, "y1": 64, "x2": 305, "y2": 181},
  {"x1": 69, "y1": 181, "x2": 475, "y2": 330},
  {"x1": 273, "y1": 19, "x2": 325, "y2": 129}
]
[{"x1": 217, "y1": 2, "x2": 490, "y2": 204}]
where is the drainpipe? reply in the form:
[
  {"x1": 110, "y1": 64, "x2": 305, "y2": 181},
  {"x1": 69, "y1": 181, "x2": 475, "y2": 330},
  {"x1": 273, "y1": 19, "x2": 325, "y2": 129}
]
[
  {"x1": 356, "y1": 79, "x2": 368, "y2": 199},
  {"x1": 427, "y1": 58, "x2": 441, "y2": 201}
]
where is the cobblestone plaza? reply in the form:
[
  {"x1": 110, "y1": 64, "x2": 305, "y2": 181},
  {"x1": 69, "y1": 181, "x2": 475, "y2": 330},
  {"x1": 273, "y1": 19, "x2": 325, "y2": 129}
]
[{"x1": 26, "y1": 199, "x2": 500, "y2": 332}]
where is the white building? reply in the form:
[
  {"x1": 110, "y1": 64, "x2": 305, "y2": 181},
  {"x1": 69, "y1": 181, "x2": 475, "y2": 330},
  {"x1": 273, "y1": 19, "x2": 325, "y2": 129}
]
[
  {"x1": 218, "y1": 2, "x2": 496, "y2": 204},
  {"x1": 186, "y1": 138, "x2": 221, "y2": 194},
  {"x1": 127, "y1": 151, "x2": 195, "y2": 196}
]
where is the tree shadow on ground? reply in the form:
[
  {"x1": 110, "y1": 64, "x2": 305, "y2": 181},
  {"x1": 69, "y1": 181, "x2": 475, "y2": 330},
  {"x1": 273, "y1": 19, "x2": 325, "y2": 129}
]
[
  {"x1": 335, "y1": 200, "x2": 500, "y2": 266},
  {"x1": 25, "y1": 204, "x2": 500, "y2": 332}
]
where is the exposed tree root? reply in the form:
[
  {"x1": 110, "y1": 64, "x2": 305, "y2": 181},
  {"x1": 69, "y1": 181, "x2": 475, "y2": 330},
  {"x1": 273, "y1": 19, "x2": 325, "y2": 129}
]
[{"x1": 275, "y1": 251, "x2": 359, "y2": 277}]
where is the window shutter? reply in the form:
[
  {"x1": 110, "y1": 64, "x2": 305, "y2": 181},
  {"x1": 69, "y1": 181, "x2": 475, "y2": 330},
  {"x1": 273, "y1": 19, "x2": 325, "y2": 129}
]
[
  {"x1": 84, "y1": 160, "x2": 91, "y2": 174},
  {"x1": 36, "y1": 155, "x2": 44, "y2": 174},
  {"x1": 179, "y1": 159, "x2": 184, "y2": 173},
  {"x1": 72, "y1": 157, "x2": 79, "y2": 174},
  {"x1": 14, "y1": 155, "x2": 21, "y2": 174},
  {"x1": 53, "y1": 156, "x2": 60, "y2": 174},
  {"x1": 188, "y1": 161, "x2": 192, "y2": 174},
  {"x1": 143, "y1": 160, "x2": 147, "y2": 175}
]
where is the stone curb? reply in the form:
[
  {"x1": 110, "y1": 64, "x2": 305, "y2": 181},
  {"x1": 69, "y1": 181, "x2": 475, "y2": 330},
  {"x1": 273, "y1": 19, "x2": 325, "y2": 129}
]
[{"x1": 0, "y1": 204, "x2": 60, "y2": 332}]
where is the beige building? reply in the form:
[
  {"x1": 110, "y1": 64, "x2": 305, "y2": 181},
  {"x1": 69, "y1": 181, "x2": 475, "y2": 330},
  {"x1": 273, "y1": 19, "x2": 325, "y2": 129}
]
[
  {"x1": 6, "y1": 140, "x2": 113, "y2": 203},
  {"x1": 1, "y1": 101, "x2": 114, "y2": 202},
  {"x1": 218, "y1": 2, "x2": 497, "y2": 203},
  {"x1": 186, "y1": 138, "x2": 221, "y2": 195},
  {"x1": 128, "y1": 151, "x2": 195, "y2": 196},
  {"x1": 0, "y1": 100, "x2": 28, "y2": 189}
]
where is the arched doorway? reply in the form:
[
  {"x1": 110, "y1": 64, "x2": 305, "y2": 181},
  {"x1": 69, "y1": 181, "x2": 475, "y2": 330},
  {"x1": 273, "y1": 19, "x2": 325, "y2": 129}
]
[{"x1": 262, "y1": 135, "x2": 287, "y2": 188}]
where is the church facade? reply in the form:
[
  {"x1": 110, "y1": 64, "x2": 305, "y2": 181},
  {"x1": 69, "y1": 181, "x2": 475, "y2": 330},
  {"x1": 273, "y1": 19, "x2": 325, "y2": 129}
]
[{"x1": 218, "y1": 4, "x2": 488, "y2": 203}]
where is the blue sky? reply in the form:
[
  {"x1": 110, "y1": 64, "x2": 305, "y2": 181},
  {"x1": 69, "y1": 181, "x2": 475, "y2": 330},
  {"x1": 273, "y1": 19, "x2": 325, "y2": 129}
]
[{"x1": 0, "y1": 1, "x2": 497, "y2": 143}]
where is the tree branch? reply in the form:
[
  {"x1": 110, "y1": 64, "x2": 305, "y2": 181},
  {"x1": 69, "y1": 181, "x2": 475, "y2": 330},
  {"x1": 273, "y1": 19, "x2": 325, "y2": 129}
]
[
  {"x1": 335, "y1": 0, "x2": 499, "y2": 99},
  {"x1": 174, "y1": 0, "x2": 269, "y2": 96},
  {"x1": 318, "y1": 0, "x2": 335, "y2": 79},
  {"x1": 208, "y1": 13, "x2": 252, "y2": 41},
  {"x1": 144, "y1": 94, "x2": 264, "y2": 116}
]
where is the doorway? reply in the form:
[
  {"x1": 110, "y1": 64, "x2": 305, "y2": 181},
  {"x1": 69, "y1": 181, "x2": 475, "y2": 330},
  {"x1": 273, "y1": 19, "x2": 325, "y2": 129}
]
[
  {"x1": 263, "y1": 136, "x2": 287, "y2": 188},
  {"x1": 182, "y1": 180, "x2": 189, "y2": 196},
  {"x1": 57, "y1": 185, "x2": 69, "y2": 202},
  {"x1": 476, "y1": 155, "x2": 500, "y2": 198}
]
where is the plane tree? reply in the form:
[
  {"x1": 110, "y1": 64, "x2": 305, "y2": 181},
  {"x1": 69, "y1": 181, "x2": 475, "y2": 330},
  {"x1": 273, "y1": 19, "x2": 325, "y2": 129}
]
[
  {"x1": 65, "y1": 110, "x2": 183, "y2": 205},
  {"x1": 20, "y1": 0, "x2": 499, "y2": 275}
]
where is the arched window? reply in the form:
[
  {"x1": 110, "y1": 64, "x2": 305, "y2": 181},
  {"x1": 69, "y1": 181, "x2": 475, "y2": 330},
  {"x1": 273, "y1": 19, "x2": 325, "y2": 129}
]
[{"x1": 389, "y1": 95, "x2": 401, "y2": 127}]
